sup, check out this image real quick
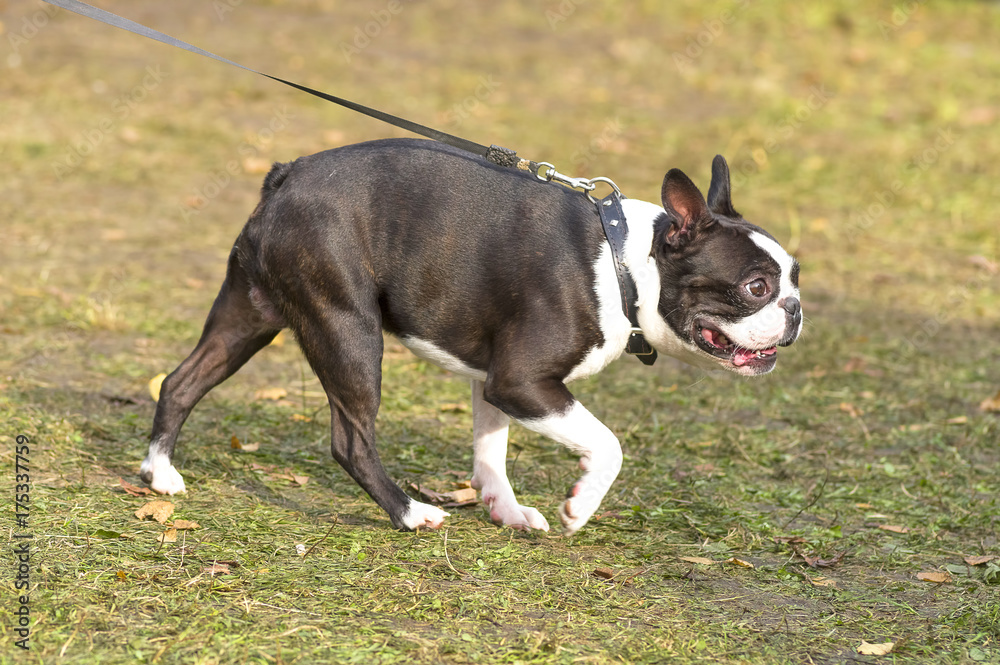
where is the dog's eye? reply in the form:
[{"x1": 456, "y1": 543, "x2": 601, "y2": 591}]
[{"x1": 745, "y1": 279, "x2": 768, "y2": 298}]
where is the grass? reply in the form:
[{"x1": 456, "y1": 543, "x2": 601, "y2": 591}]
[{"x1": 1, "y1": 0, "x2": 999, "y2": 663}]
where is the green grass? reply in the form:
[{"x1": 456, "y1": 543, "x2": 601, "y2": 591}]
[{"x1": 2, "y1": 0, "x2": 999, "y2": 663}]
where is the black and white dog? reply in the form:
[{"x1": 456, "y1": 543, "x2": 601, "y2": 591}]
[{"x1": 141, "y1": 139, "x2": 801, "y2": 534}]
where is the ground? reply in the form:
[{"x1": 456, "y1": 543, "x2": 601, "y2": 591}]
[{"x1": 0, "y1": 0, "x2": 998, "y2": 663}]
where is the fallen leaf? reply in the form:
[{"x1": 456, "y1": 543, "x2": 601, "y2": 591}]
[
  {"x1": 857, "y1": 641, "x2": 894, "y2": 656},
  {"x1": 799, "y1": 550, "x2": 848, "y2": 568},
  {"x1": 120, "y1": 478, "x2": 152, "y2": 496},
  {"x1": 839, "y1": 402, "x2": 862, "y2": 418},
  {"x1": 236, "y1": 442, "x2": 260, "y2": 452},
  {"x1": 774, "y1": 536, "x2": 807, "y2": 544},
  {"x1": 135, "y1": 500, "x2": 174, "y2": 524},
  {"x1": 455, "y1": 480, "x2": 472, "y2": 489},
  {"x1": 964, "y1": 555, "x2": 999, "y2": 566},
  {"x1": 172, "y1": 520, "x2": 201, "y2": 530},
  {"x1": 854, "y1": 503, "x2": 874, "y2": 509},
  {"x1": 944, "y1": 416, "x2": 967, "y2": 425},
  {"x1": 231, "y1": 435, "x2": 241, "y2": 449},
  {"x1": 877, "y1": 524, "x2": 909, "y2": 534},
  {"x1": 980, "y1": 389, "x2": 1000, "y2": 413},
  {"x1": 446, "y1": 487, "x2": 477, "y2": 503},
  {"x1": 916, "y1": 571, "x2": 952, "y2": 584},
  {"x1": 593, "y1": 567, "x2": 615, "y2": 579},
  {"x1": 290, "y1": 413, "x2": 312, "y2": 422},
  {"x1": 679, "y1": 556, "x2": 718, "y2": 566},
  {"x1": 158, "y1": 528, "x2": 178, "y2": 543},
  {"x1": 808, "y1": 576, "x2": 837, "y2": 587},
  {"x1": 116, "y1": 570, "x2": 127, "y2": 580},
  {"x1": 92, "y1": 529, "x2": 124, "y2": 539},
  {"x1": 148, "y1": 373, "x2": 167, "y2": 402},
  {"x1": 727, "y1": 557, "x2": 755, "y2": 569},
  {"x1": 439, "y1": 402, "x2": 468, "y2": 413},
  {"x1": 290, "y1": 474, "x2": 309, "y2": 487},
  {"x1": 254, "y1": 387, "x2": 288, "y2": 401},
  {"x1": 203, "y1": 563, "x2": 230, "y2": 575}
]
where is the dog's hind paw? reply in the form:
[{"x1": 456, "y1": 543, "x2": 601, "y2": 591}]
[
  {"x1": 399, "y1": 500, "x2": 450, "y2": 531},
  {"x1": 140, "y1": 454, "x2": 187, "y2": 495}
]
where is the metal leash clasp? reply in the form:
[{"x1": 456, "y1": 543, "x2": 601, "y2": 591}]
[{"x1": 534, "y1": 162, "x2": 623, "y2": 204}]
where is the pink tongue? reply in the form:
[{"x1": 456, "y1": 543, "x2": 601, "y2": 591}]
[{"x1": 732, "y1": 349, "x2": 756, "y2": 366}]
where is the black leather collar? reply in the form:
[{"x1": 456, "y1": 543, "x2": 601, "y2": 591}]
[{"x1": 596, "y1": 193, "x2": 657, "y2": 366}]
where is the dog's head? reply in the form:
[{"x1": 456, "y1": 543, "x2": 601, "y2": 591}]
[{"x1": 650, "y1": 155, "x2": 801, "y2": 376}]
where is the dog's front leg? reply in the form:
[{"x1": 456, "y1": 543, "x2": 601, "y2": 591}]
[
  {"x1": 519, "y1": 401, "x2": 622, "y2": 535},
  {"x1": 469, "y1": 380, "x2": 550, "y2": 532},
  {"x1": 483, "y1": 376, "x2": 622, "y2": 535}
]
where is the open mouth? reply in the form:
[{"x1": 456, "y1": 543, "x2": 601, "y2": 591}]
[{"x1": 695, "y1": 322, "x2": 778, "y2": 369}]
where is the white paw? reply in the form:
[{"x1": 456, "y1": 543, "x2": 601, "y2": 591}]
[
  {"x1": 488, "y1": 501, "x2": 550, "y2": 532},
  {"x1": 141, "y1": 454, "x2": 187, "y2": 495},
  {"x1": 558, "y1": 482, "x2": 602, "y2": 535},
  {"x1": 400, "y1": 500, "x2": 450, "y2": 530}
]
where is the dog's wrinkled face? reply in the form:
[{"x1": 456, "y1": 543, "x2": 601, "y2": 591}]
[{"x1": 653, "y1": 156, "x2": 802, "y2": 376}]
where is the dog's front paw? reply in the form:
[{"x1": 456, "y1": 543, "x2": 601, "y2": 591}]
[
  {"x1": 489, "y1": 502, "x2": 550, "y2": 532},
  {"x1": 140, "y1": 454, "x2": 187, "y2": 495},
  {"x1": 558, "y1": 482, "x2": 603, "y2": 535},
  {"x1": 399, "y1": 500, "x2": 450, "y2": 530}
]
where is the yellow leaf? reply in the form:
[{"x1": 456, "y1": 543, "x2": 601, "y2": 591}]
[
  {"x1": 980, "y1": 389, "x2": 1000, "y2": 412},
  {"x1": 964, "y1": 555, "x2": 998, "y2": 566},
  {"x1": 727, "y1": 557, "x2": 755, "y2": 569},
  {"x1": 116, "y1": 570, "x2": 127, "y2": 580},
  {"x1": 916, "y1": 571, "x2": 951, "y2": 584},
  {"x1": 254, "y1": 387, "x2": 288, "y2": 401},
  {"x1": 231, "y1": 435, "x2": 241, "y2": 449},
  {"x1": 808, "y1": 576, "x2": 837, "y2": 587},
  {"x1": 148, "y1": 373, "x2": 167, "y2": 402},
  {"x1": 877, "y1": 524, "x2": 909, "y2": 534},
  {"x1": 291, "y1": 414, "x2": 312, "y2": 422},
  {"x1": 679, "y1": 557, "x2": 717, "y2": 566},
  {"x1": 135, "y1": 500, "x2": 174, "y2": 524},
  {"x1": 857, "y1": 641, "x2": 894, "y2": 656},
  {"x1": 158, "y1": 528, "x2": 178, "y2": 543}
]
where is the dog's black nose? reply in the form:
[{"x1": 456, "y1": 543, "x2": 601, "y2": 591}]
[{"x1": 782, "y1": 297, "x2": 800, "y2": 317}]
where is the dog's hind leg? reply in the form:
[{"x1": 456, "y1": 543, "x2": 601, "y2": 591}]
[
  {"x1": 141, "y1": 253, "x2": 282, "y2": 494},
  {"x1": 294, "y1": 304, "x2": 449, "y2": 531},
  {"x1": 469, "y1": 380, "x2": 549, "y2": 531}
]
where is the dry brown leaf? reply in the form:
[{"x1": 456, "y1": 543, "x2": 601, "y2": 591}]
[
  {"x1": 119, "y1": 478, "x2": 152, "y2": 497},
  {"x1": 172, "y1": 520, "x2": 201, "y2": 530},
  {"x1": 964, "y1": 555, "x2": 998, "y2": 566},
  {"x1": 135, "y1": 500, "x2": 174, "y2": 524},
  {"x1": 593, "y1": 567, "x2": 615, "y2": 579},
  {"x1": 254, "y1": 387, "x2": 288, "y2": 401},
  {"x1": 148, "y1": 373, "x2": 167, "y2": 402},
  {"x1": 857, "y1": 641, "x2": 894, "y2": 656},
  {"x1": 203, "y1": 563, "x2": 231, "y2": 575},
  {"x1": 230, "y1": 435, "x2": 241, "y2": 449},
  {"x1": 455, "y1": 480, "x2": 472, "y2": 489},
  {"x1": 917, "y1": 571, "x2": 952, "y2": 584},
  {"x1": 116, "y1": 570, "x2": 127, "y2": 580},
  {"x1": 679, "y1": 556, "x2": 718, "y2": 566},
  {"x1": 877, "y1": 524, "x2": 909, "y2": 534},
  {"x1": 727, "y1": 557, "x2": 755, "y2": 569},
  {"x1": 980, "y1": 389, "x2": 1000, "y2": 413},
  {"x1": 808, "y1": 576, "x2": 838, "y2": 587},
  {"x1": 446, "y1": 487, "x2": 477, "y2": 503},
  {"x1": 158, "y1": 528, "x2": 178, "y2": 543},
  {"x1": 799, "y1": 550, "x2": 848, "y2": 569}
]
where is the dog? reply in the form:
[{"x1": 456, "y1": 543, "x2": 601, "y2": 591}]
[{"x1": 140, "y1": 139, "x2": 801, "y2": 534}]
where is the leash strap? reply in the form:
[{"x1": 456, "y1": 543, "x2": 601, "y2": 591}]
[
  {"x1": 42, "y1": 0, "x2": 539, "y2": 174},
  {"x1": 596, "y1": 194, "x2": 657, "y2": 365}
]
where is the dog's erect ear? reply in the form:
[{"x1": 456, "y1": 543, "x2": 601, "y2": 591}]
[
  {"x1": 660, "y1": 168, "x2": 710, "y2": 246},
  {"x1": 706, "y1": 154, "x2": 740, "y2": 218}
]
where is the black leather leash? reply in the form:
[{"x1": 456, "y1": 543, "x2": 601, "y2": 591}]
[
  {"x1": 596, "y1": 194, "x2": 657, "y2": 365},
  {"x1": 41, "y1": 0, "x2": 538, "y2": 174},
  {"x1": 45, "y1": 0, "x2": 656, "y2": 365}
]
